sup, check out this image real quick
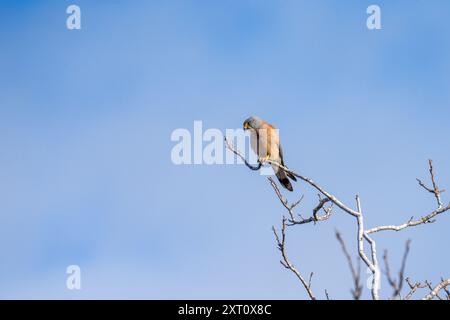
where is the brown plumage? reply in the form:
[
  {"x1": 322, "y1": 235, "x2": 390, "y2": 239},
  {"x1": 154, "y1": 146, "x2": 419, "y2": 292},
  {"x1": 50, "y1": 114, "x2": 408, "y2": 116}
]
[{"x1": 243, "y1": 116, "x2": 297, "y2": 191}]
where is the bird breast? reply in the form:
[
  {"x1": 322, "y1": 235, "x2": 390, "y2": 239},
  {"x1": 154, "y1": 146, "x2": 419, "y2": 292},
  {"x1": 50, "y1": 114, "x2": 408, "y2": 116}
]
[{"x1": 248, "y1": 128, "x2": 280, "y2": 160}]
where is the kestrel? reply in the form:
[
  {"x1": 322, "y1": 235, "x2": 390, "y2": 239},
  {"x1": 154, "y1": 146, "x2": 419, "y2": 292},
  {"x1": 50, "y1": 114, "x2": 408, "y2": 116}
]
[{"x1": 243, "y1": 116, "x2": 297, "y2": 191}]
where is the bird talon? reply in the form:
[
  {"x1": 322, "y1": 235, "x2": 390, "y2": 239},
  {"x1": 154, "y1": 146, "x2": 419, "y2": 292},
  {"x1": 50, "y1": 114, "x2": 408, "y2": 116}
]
[{"x1": 259, "y1": 155, "x2": 270, "y2": 163}]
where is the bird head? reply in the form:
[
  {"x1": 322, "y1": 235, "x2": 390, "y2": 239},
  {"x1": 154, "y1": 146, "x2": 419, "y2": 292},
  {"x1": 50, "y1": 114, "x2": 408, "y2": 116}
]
[{"x1": 243, "y1": 116, "x2": 263, "y2": 130}]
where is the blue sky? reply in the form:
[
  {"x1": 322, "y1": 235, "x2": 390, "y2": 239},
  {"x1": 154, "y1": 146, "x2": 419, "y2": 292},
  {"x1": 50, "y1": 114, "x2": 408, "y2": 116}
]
[{"x1": 0, "y1": 0, "x2": 449, "y2": 299}]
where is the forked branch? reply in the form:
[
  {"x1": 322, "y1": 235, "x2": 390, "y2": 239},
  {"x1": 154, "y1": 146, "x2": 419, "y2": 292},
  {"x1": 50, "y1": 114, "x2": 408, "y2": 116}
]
[
  {"x1": 272, "y1": 218, "x2": 316, "y2": 300},
  {"x1": 225, "y1": 140, "x2": 449, "y2": 300}
]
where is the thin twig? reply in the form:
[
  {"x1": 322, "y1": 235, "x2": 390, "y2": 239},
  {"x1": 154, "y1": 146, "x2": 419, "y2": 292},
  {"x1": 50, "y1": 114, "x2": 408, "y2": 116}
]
[
  {"x1": 441, "y1": 277, "x2": 450, "y2": 300},
  {"x1": 272, "y1": 218, "x2": 316, "y2": 300},
  {"x1": 224, "y1": 137, "x2": 262, "y2": 171},
  {"x1": 423, "y1": 279, "x2": 450, "y2": 300},
  {"x1": 268, "y1": 177, "x2": 333, "y2": 225},
  {"x1": 404, "y1": 278, "x2": 427, "y2": 300},
  {"x1": 366, "y1": 204, "x2": 450, "y2": 234},
  {"x1": 368, "y1": 160, "x2": 449, "y2": 234},
  {"x1": 417, "y1": 159, "x2": 445, "y2": 208},
  {"x1": 336, "y1": 230, "x2": 363, "y2": 300},
  {"x1": 383, "y1": 240, "x2": 411, "y2": 299}
]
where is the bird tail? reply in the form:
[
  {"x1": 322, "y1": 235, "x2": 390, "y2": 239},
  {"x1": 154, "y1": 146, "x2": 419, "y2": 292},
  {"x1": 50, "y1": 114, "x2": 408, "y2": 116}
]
[
  {"x1": 276, "y1": 169, "x2": 294, "y2": 192},
  {"x1": 286, "y1": 171, "x2": 297, "y2": 182}
]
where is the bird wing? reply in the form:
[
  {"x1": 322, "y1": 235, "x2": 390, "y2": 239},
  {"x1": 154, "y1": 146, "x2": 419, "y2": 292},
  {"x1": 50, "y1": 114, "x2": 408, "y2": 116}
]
[
  {"x1": 278, "y1": 143, "x2": 286, "y2": 166},
  {"x1": 261, "y1": 122, "x2": 278, "y2": 160}
]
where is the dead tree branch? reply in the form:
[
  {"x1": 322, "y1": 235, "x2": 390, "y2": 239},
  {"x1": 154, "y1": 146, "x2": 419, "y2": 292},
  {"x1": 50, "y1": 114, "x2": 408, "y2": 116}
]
[
  {"x1": 367, "y1": 160, "x2": 449, "y2": 234},
  {"x1": 404, "y1": 278, "x2": 428, "y2": 300},
  {"x1": 403, "y1": 277, "x2": 450, "y2": 300},
  {"x1": 225, "y1": 140, "x2": 449, "y2": 300},
  {"x1": 366, "y1": 204, "x2": 450, "y2": 234},
  {"x1": 417, "y1": 159, "x2": 445, "y2": 208},
  {"x1": 423, "y1": 279, "x2": 450, "y2": 300},
  {"x1": 224, "y1": 137, "x2": 262, "y2": 171},
  {"x1": 272, "y1": 217, "x2": 316, "y2": 300},
  {"x1": 335, "y1": 230, "x2": 363, "y2": 299},
  {"x1": 383, "y1": 240, "x2": 411, "y2": 299},
  {"x1": 268, "y1": 177, "x2": 333, "y2": 225}
]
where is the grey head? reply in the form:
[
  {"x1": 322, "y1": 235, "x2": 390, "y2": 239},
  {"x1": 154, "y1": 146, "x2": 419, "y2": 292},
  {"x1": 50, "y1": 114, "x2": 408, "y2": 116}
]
[{"x1": 243, "y1": 116, "x2": 264, "y2": 130}]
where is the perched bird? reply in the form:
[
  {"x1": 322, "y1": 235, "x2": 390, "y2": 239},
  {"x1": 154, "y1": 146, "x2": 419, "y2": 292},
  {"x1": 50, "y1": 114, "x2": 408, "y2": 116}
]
[{"x1": 243, "y1": 116, "x2": 297, "y2": 191}]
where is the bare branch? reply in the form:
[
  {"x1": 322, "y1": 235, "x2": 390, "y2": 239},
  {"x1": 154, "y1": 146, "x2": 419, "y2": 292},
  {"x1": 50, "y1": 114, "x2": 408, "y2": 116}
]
[
  {"x1": 441, "y1": 277, "x2": 450, "y2": 300},
  {"x1": 267, "y1": 159, "x2": 361, "y2": 217},
  {"x1": 267, "y1": 177, "x2": 333, "y2": 226},
  {"x1": 354, "y1": 196, "x2": 381, "y2": 300},
  {"x1": 312, "y1": 197, "x2": 333, "y2": 222},
  {"x1": 336, "y1": 230, "x2": 363, "y2": 300},
  {"x1": 224, "y1": 137, "x2": 262, "y2": 171},
  {"x1": 426, "y1": 281, "x2": 443, "y2": 300},
  {"x1": 383, "y1": 251, "x2": 396, "y2": 293},
  {"x1": 272, "y1": 218, "x2": 316, "y2": 300},
  {"x1": 226, "y1": 140, "x2": 449, "y2": 301},
  {"x1": 423, "y1": 279, "x2": 450, "y2": 300},
  {"x1": 403, "y1": 277, "x2": 450, "y2": 300},
  {"x1": 368, "y1": 160, "x2": 449, "y2": 234},
  {"x1": 417, "y1": 159, "x2": 445, "y2": 208},
  {"x1": 404, "y1": 278, "x2": 427, "y2": 300},
  {"x1": 366, "y1": 203, "x2": 450, "y2": 234},
  {"x1": 383, "y1": 240, "x2": 411, "y2": 299},
  {"x1": 222, "y1": 138, "x2": 361, "y2": 217},
  {"x1": 362, "y1": 230, "x2": 381, "y2": 300},
  {"x1": 226, "y1": 140, "x2": 383, "y2": 298},
  {"x1": 267, "y1": 177, "x2": 298, "y2": 222},
  {"x1": 307, "y1": 272, "x2": 314, "y2": 291}
]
